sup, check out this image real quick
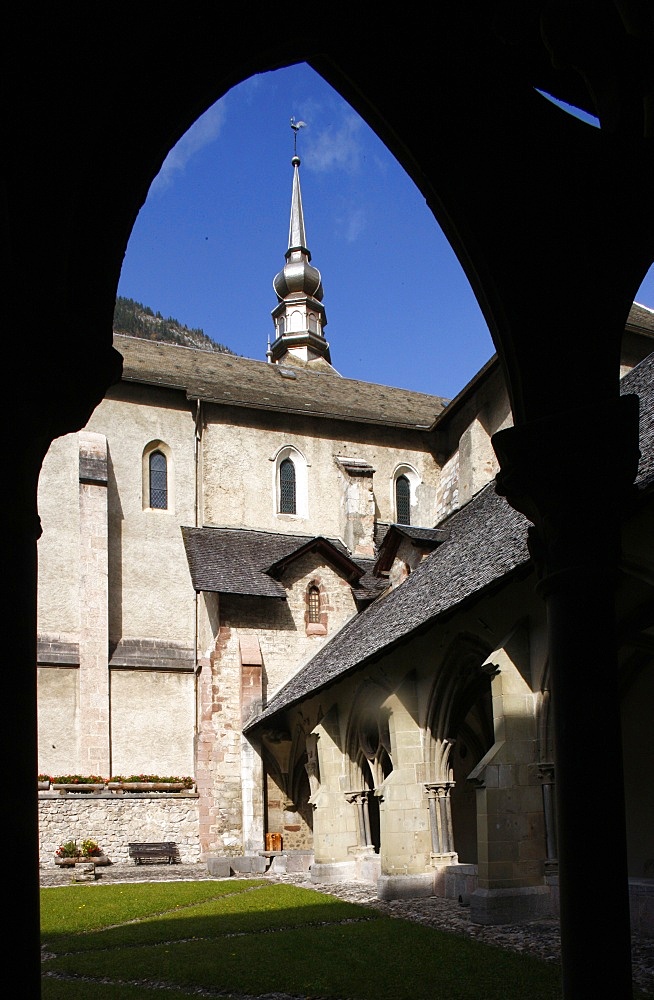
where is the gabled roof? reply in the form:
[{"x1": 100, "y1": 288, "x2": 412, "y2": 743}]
[
  {"x1": 247, "y1": 350, "x2": 654, "y2": 730},
  {"x1": 373, "y1": 524, "x2": 450, "y2": 575},
  {"x1": 180, "y1": 526, "x2": 362, "y2": 599},
  {"x1": 115, "y1": 334, "x2": 448, "y2": 429},
  {"x1": 246, "y1": 483, "x2": 532, "y2": 727},
  {"x1": 267, "y1": 536, "x2": 363, "y2": 584}
]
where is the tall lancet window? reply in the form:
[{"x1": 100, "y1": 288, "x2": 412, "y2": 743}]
[
  {"x1": 279, "y1": 457, "x2": 296, "y2": 514},
  {"x1": 149, "y1": 450, "x2": 168, "y2": 509},
  {"x1": 395, "y1": 474, "x2": 411, "y2": 525}
]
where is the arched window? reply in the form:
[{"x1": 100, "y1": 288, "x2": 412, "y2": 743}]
[
  {"x1": 395, "y1": 474, "x2": 411, "y2": 525},
  {"x1": 149, "y1": 450, "x2": 168, "y2": 509},
  {"x1": 279, "y1": 458, "x2": 296, "y2": 514},
  {"x1": 273, "y1": 445, "x2": 308, "y2": 518},
  {"x1": 308, "y1": 585, "x2": 321, "y2": 623}
]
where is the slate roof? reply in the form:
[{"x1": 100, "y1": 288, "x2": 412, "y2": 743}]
[
  {"x1": 351, "y1": 559, "x2": 387, "y2": 603},
  {"x1": 373, "y1": 524, "x2": 451, "y2": 575},
  {"x1": 626, "y1": 301, "x2": 654, "y2": 338},
  {"x1": 180, "y1": 527, "x2": 362, "y2": 599},
  {"x1": 386, "y1": 525, "x2": 451, "y2": 543},
  {"x1": 115, "y1": 334, "x2": 448, "y2": 429},
  {"x1": 247, "y1": 351, "x2": 654, "y2": 729},
  {"x1": 630, "y1": 349, "x2": 654, "y2": 493},
  {"x1": 246, "y1": 483, "x2": 531, "y2": 727}
]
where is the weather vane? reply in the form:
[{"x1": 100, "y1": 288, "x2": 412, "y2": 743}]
[{"x1": 290, "y1": 116, "x2": 307, "y2": 154}]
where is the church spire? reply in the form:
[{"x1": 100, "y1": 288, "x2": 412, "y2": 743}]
[{"x1": 270, "y1": 148, "x2": 331, "y2": 366}]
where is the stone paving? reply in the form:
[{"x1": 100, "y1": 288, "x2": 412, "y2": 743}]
[{"x1": 40, "y1": 862, "x2": 654, "y2": 994}]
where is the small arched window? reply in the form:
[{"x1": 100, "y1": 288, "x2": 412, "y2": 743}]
[
  {"x1": 308, "y1": 585, "x2": 321, "y2": 624},
  {"x1": 149, "y1": 450, "x2": 168, "y2": 509},
  {"x1": 395, "y1": 474, "x2": 411, "y2": 525},
  {"x1": 279, "y1": 458, "x2": 296, "y2": 514}
]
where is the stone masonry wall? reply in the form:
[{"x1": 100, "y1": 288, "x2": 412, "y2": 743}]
[
  {"x1": 39, "y1": 794, "x2": 201, "y2": 866},
  {"x1": 434, "y1": 451, "x2": 459, "y2": 524}
]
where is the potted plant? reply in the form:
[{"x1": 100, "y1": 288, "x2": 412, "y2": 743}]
[
  {"x1": 80, "y1": 839, "x2": 110, "y2": 865},
  {"x1": 38, "y1": 773, "x2": 50, "y2": 791},
  {"x1": 54, "y1": 838, "x2": 110, "y2": 866},
  {"x1": 54, "y1": 840, "x2": 81, "y2": 865}
]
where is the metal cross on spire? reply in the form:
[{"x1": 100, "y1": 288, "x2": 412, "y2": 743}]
[{"x1": 290, "y1": 116, "x2": 307, "y2": 154}]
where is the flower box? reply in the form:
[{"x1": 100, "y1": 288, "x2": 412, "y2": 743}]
[
  {"x1": 55, "y1": 855, "x2": 110, "y2": 866},
  {"x1": 51, "y1": 783, "x2": 105, "y2": 793},
  {"x1": 117, "y1": 781, "x2": 186, "y2": 792}
]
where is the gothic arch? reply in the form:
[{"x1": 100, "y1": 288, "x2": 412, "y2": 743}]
[
  {"x1": 9, "y1": 11, "x2": 654, "y2": 990},
  {"x1": 344, "y1": 680, "x2": 394, "y2": 790},
  {"x1": 342, "y1": 680, "x2": 394, "y2": 854},
  {"x1": 425, "y1": 634, "x2": 494, "y2": 864}
]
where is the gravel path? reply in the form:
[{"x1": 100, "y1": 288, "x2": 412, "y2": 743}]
[{"x1": 40, "y1": 863, "x2": 654, "y2": 994}]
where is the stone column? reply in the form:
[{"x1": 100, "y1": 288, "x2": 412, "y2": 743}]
[
  {"x1": 78, "y1": 432, "x2": 110, "y2": 776},
  {"x1": 425, "y1": 782, "x2": 456, "y2": 860},
  {"x1": 493, "y1": 394, "x2": 638, "y2": 998},
  {"x1": 537, "y1": 763, "x2": 557, "y2": 865},
  {"x1": 309, "y1": 712, "x2": 359, "y2": 879},
  {"x1": 345, "y1": 790, "x2": 373, "y2": 847}
]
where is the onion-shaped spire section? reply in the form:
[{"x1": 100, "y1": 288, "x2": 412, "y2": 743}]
[{"x1": 270, "y1": 154, "x2": 330, "y2": 365}]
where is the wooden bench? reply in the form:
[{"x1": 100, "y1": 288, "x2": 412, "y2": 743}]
[{"x1": 128, "y1": 842, "x2": 179, "y2": 865}]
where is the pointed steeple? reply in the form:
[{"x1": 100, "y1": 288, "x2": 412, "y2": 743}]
[{"x1": 270, "y1": 155, "x2": 331, "y2": 365}]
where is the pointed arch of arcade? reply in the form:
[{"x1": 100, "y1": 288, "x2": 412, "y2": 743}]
[
  {"x1": 425, "y1": 634, "x2": 494, "y2": 864},
  {"x1": 345, "y1": 679, "x2": 394, "y2": 789},
  {"x1": 9, "y1": 8, "x2": 654, "y2": 995},
  {"x1": 260, "y1": 720, "x2": 317, "y2": 845},
  {"x1": 343, "y1": 679, "x2": 394, "y2": 854}
]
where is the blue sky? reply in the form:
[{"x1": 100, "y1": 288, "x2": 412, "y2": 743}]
[{"x1": 118, "y1": 63, "x2": 654, "y2": 401}]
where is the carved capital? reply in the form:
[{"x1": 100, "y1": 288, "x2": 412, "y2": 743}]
[{"x1": 424, "y1": 781, "x2": 455, "y2": 799}]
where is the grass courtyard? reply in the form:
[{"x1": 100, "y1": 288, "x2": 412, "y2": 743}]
[{"x1": 40, "y1": 880, "x2": 651, "y2": 999}]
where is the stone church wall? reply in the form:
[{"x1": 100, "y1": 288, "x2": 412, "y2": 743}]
[
  {"x1": 110, "y1": 670, "x2": 195, "y2": 777},
  {"x1": 86, "y1": 384, "x2": 197, "y2": 647},
  {"x1": 200, "y1": 405, "x2": 439, "y2": 538},
  {"x1": 36, "y1": 383, "x2": 199, "y2": 780}
]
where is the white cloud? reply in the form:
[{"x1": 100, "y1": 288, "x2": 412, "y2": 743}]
[
  {"x1": 150, "y1": 101, "x2": 228, "y2": 194},
  {"x1": 303, "y1": 112, "x2": 363, "y2": 174},
  {"x1": 344, "y1": 206, "x2": 366, "y2": 243}
]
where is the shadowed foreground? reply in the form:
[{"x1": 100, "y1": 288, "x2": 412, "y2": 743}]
[{"x1": 40, "y1": 872, "x2": 654, "y2": 999}]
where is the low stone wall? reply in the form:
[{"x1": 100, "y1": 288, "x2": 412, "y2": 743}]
[{"x1": 39, "y1": 793, "x2": 201, "y2": 867}]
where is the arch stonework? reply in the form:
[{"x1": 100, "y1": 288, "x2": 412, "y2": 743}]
[{"x1": 6, "y1": 8, "x2": 654, "y2": 993}]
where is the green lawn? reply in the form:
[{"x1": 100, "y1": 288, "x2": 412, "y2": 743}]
[{"x1": 40, "y1": 880, "x2": 650, "y2": 1000}]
